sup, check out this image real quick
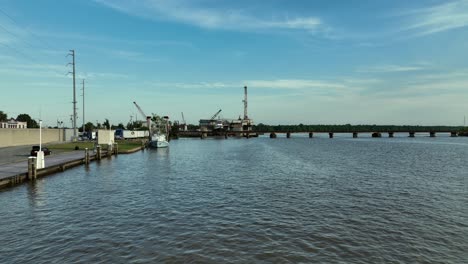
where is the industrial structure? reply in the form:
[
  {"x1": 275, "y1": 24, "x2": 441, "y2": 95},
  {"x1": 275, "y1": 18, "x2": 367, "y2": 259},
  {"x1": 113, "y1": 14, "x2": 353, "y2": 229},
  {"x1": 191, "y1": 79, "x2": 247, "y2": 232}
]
[
  {"x1": 199, "y1": 86, "x2": 254, "y2": 137},
  {"x1": 133, "y1": 101, "x2": 151, "y2": 128}
]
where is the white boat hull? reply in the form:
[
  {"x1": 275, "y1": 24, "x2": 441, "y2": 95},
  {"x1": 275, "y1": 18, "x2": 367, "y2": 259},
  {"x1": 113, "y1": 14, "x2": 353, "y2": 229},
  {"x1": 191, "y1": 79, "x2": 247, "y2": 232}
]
[{"x1": 149, "y1": 134, "x2": 169, "y2": 148}]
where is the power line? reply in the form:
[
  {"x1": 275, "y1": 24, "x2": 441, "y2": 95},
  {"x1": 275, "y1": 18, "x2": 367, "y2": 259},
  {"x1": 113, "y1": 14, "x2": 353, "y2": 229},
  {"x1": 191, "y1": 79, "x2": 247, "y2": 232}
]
[
  {"x1": 0, "y1": 7, "x2": 56, "y2": 51},
  {"x1": 0, "y1": 41, "x2": 69, "y2": 78},
  {"x1": 0, "y1": 23, "x2": 36, "y2": 50},
  {"x1": 0, "y1": 41, "x2": 37, "y2": 62}
]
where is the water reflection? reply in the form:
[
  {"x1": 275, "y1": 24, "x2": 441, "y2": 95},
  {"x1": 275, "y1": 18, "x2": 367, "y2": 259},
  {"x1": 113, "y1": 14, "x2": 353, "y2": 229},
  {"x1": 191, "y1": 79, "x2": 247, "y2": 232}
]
[
  {"x1": 26, "y1": 179, "x2": 46, "y2": 208},
  {"x1": 0, "y1": 137, "x2": 467, "y2": 263}
]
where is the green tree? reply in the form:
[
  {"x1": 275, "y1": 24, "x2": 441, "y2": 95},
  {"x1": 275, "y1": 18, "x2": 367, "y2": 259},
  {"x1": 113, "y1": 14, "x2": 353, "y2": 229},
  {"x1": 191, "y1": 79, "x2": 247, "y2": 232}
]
[
  {"x1": 0, "y1": 111, "x2": 7, "y2": 122},
  {"x1": 84, "y1": 122, "x2": 94, "y2": 132},
  {"x1": 103, "y1": 119, "x2": 110, "y2": 129},
  {"x1": 16, "y1": 114, "x2": 39, "y2": 128},
  {"x1": 126, "y1": 121, "x2": 142, "y2": 130}
]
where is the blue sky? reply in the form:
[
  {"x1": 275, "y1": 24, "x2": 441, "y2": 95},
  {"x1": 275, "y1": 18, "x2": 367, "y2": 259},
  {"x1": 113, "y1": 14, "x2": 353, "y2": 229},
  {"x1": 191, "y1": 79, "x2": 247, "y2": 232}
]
[{"x1": 1, "y1": 0, "x2": 467, "y2": 127}]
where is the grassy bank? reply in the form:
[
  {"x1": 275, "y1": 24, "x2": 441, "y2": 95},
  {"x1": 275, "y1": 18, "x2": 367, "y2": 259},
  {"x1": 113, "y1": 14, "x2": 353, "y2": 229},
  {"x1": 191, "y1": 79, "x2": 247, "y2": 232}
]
[{"x1": 47, "y1": 140, "x2": 145, "y2": 153}]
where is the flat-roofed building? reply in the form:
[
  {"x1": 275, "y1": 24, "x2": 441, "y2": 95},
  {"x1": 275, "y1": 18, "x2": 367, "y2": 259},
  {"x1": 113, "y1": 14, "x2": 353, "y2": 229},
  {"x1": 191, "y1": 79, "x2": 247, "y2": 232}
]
[{"x1": 0, "y1": 118, "x2": 27, "y2": 129}]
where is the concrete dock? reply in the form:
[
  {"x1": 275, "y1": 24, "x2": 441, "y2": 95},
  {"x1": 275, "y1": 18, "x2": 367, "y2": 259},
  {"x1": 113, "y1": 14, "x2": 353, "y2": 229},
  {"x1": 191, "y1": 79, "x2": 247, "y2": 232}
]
[{"x1": 0, "y1": 148, "x2": 111, "y2": 189}]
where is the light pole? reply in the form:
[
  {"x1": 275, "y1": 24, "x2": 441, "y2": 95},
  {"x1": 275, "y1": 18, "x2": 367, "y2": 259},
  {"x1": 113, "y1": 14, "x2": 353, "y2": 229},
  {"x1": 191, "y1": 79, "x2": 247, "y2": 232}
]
[{"x1": 39, "y1": 120, "x2": 42, "y2": 151}]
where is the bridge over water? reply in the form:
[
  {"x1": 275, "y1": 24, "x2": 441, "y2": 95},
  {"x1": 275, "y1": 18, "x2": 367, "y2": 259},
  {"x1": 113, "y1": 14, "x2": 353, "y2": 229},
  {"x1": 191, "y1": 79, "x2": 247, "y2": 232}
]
[{"x1": 178, "y1": 130, "x2": 460, "y2": 138}]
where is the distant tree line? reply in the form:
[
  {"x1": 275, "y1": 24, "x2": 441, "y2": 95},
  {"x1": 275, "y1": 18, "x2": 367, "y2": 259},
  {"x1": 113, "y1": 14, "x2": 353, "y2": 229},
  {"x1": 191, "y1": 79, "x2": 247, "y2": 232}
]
[{"x1": 253, "y1": 123, "x2": 463, "y2": 133}]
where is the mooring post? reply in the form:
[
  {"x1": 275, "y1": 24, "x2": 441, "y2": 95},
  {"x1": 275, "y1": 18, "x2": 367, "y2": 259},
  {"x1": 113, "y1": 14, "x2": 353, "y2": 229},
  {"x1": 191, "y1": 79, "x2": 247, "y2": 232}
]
[
  {"x1": 270, "y1": 132, "x2": 277, "y2": 138},
  {"x1": 286, "y1": 132, "x2": 291, "y2": 138},
  {"x1": 309, "y1": 132, "x2": 313, "y2": 138},
  {"x1": 96, "y1": 145, "x2": 101, "y2": 160},
  {"x1": 114, "y1": 143, "x2": 118, "y2": 155},
  {"x1": 430, "y1": 132, "x2": 436, "y2": 137},
  {"x1": 388, "y1": 132, "x2": 394, "y2": 138},
  {"x1": 329, "y1": 133, "x2": 334, "y2": 138},
  {"x1": 353, "y1": 132, "x2": 358, "y2": 138},
  {"x1": 409, "y1": 132, "x2": 415, "y2": 138},
  {"x1": 85, "y1": 148, "x2": 89, "y2": 164},
  {"x1": 28, "y1": 157, "x2": 37, "y2": 180}
]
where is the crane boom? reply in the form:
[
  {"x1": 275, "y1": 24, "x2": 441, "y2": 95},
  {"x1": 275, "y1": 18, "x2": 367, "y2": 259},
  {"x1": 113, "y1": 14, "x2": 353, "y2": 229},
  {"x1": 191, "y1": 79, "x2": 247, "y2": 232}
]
[
  {"x1": 210, "y1": 109, "x2": 222, "y2": 120},
  {"x1": 133, "y1": 101, "x2": 152, "y2": 132},
  {"x1": 133, "y1": 101, "x2": 147, "y2": 120},
  {"x1": 181, "y1": 112, "x2": 186, "y2": 124}
]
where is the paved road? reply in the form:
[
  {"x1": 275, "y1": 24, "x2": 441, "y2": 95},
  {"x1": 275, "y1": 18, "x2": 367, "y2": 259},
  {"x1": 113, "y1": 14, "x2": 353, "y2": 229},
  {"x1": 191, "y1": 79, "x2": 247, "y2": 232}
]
[
  {"x1": 0, "y1": 146, "x2": 89, "y2": 180},
  {"x1": 0, "y1": 145, "x2": 71, "y2": 165}
]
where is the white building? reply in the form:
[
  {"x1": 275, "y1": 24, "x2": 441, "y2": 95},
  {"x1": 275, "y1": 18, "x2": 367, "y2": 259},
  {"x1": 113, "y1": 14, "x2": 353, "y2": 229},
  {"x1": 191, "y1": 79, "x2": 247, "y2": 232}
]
[{"x1": 0, "y1": 118, "x2": 27, "y2": 129}]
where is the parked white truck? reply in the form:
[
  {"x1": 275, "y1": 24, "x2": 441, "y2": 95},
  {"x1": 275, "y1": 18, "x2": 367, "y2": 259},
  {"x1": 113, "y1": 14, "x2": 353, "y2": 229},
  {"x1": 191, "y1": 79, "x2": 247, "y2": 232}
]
[{"x1": 115, "y1": 129, "x2": 149, "y2": 139}]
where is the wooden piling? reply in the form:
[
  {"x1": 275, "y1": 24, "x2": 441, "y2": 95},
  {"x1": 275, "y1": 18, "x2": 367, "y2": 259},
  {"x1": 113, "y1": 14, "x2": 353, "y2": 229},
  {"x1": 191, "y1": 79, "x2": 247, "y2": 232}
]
[
  {"x1": 353, "y1": 132, "x2": 358, "y2": 138},
  {"x1": 96, "y1": 145, "x2": 102, "y2": 160},
  {"x1": 388, "y1": 132, "x2": 394, "y2": 138},
  {"x1": 430, "y1": 132, "x2": 436, "y2": 137},
  {"x1": 28, "y1": 157, "x2": 37, "y2": 180},
  {"x1": 329, "y1": 133, "x2": 334, "y2": 138},
  {"x1": 85, "y1": 148, "x2": 89, "y2": 164},
  {"x1": 114, "y1": 143, "x2": 118, "y2": 155},
  {"x1": 409, "y1": 132, "x2": 415, "y2": 138},
  {"x1": 309, "y1": 132, "x2": 313, "y2": 138},
  {"x1": 270, "y1": 132, "x2": 277, "y2": 138},
  {"x1": 286, "y1": 132, "x2": 291, "y2": 138}
]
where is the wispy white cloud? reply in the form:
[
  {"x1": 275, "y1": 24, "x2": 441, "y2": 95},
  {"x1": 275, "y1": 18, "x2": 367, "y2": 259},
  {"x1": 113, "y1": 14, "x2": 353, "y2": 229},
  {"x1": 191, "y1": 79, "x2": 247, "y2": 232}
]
[
  {"x1": 145, "y1": 81, "x2": 229, "y2": 90},
  {"x1": 107, "y1": 49, "x2": 162, "y2": 63},
  {"x1": 78, "y1": 71, "x2": 131, "y2": 80},
  {"x1": 245, "y1": 79, "x2": 346, "y2": 89},
  {"x1": 400, "y1": 0, "x2": 468, "y2": 36},
  {"x1": 94, "y1": 0, "x2": 324, "y2": 33},
  {"x1": 356, "y1": 64, "x2": 426, "y2": 73}
]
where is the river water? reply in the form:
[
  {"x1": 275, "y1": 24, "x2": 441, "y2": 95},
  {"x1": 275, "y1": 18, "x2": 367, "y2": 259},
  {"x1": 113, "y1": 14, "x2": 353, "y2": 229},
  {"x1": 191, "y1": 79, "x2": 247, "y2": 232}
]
[{"x1": 1, "y1": 135, "x2": 467, "y2": 263}]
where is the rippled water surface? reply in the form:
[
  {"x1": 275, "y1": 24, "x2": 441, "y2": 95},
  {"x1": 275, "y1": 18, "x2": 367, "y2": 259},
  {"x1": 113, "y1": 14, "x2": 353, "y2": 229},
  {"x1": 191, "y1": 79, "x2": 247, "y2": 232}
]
[{"x1": 1, "y1": 135, "x2": 467, "y2": 263}]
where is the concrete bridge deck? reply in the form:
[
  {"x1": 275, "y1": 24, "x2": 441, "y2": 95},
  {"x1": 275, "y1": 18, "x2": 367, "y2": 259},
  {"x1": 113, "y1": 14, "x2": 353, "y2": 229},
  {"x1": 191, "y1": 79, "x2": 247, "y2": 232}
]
[{"x1": 179, "y1": 130, "x2": 460, "y2": 138}]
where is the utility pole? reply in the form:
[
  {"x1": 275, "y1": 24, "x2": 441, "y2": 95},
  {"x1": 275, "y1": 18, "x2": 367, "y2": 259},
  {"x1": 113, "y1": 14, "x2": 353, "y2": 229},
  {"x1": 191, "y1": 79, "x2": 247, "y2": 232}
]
[
  {"x1": 81, "y1": 79, "x2": 85, "y2": 134},
  {"x1": 67, "y1": 50, "x2": 77, "y2": 138}
]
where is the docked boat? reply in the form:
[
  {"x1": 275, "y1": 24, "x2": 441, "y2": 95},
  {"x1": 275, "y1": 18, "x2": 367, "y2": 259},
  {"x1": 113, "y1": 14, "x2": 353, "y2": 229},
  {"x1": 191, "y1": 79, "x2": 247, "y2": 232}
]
[
  {"x1": 148, "y1": 116, "x2": 170, "y2": 148},
  {"x1": 149, "y1": 133, "x2": 169, "y2": 148}
]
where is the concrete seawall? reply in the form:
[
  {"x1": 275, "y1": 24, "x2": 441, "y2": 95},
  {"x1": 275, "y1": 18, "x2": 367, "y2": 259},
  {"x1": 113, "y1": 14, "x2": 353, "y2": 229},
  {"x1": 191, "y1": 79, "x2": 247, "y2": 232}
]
[
  {"x1": 0, "y1": 128, "x2": 69, "y2": 148},
  {"x1": 0, "y1": 145, "x2": 145, "y2": 190}
]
